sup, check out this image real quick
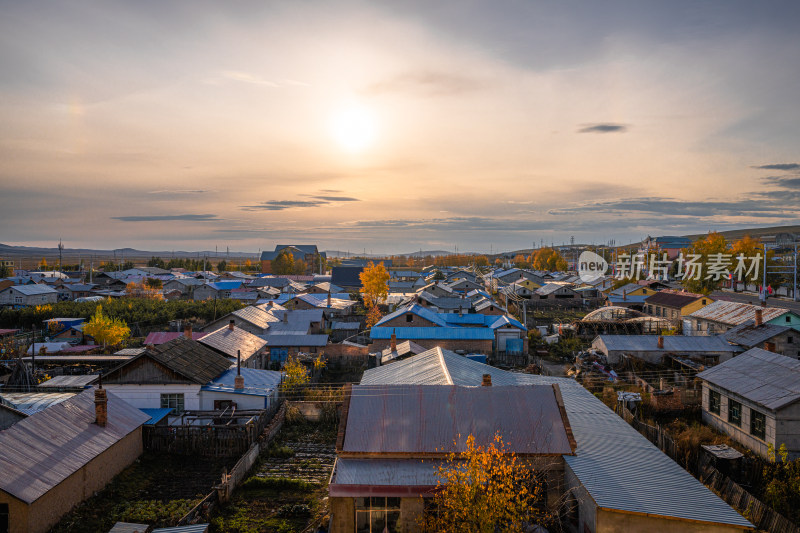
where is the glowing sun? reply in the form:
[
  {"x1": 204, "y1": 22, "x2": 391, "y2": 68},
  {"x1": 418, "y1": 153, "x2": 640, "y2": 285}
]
[{"x1": 330, "y1": 105, "x2": 377, "y2": 152}]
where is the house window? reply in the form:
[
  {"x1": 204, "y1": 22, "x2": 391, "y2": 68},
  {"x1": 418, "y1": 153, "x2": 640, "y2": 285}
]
[
  {"x1": 728, "y1": 399, "x2": 742, "y2": 427},
  {"x1": 355, "y1": 497, "x2": 400, "y2": 533},
  {"x1": 787, "y1": 316, "x2": 792, "y2": 323},
  {"x1": 160, "y1": 393, "x2": 185, "y2": 414},
  {"x1": 709, "y1": 390, "x2": 721, "y2": 415},
  {"x1": 702, "y1": 299, "x2": 707, "y2": 305},
  {"x1": 214, "y1": 400, "x2": 235, "y2": 410},
  {"x1": 406, "y1": 314, "x2": 413, "y2": 323},
  {"x1": 0, "y1": 503, "x2": 8, "y2": 533},
  {"x1": 789, "y1": 336, "x2": 794, "y2": 344},
  {"x1": 750, "y1": 410, "x2": 766, "y2": 440}
]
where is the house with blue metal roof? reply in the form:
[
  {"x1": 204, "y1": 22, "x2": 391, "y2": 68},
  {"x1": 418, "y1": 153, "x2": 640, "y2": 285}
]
[
  {"x1": 192, "y1": 280, "x2": 244, "y2": 301},
  {"x1": 260, "y1": 244, "x2": 325, "y2": 275}
]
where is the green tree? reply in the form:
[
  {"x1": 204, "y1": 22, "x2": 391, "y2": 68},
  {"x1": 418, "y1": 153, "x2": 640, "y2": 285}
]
[
  {"x1": 421, "y1": 434, "x2": 550, "y2": 532},
  {"x1": 293, "y1": 259, "x2": 308, "y2": 275},
  {"x1": 216, "y1": 260, "x2": 228, "y2": 272},
  {"x1": 83, "y1": 305, "x2": 131, "y2": 347},
  {"x1": 0, "y1": 263, "x2": 12, "y2": 278},
  {"x1": 147, "y1": 256, "x2": 166, "y2": 269}
]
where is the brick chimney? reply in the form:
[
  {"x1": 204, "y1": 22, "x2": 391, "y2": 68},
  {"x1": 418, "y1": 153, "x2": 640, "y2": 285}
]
[
  {"x1": 184, "y1": 324, "x2": 192, "y2": 339},
  {"x1": 658, "y1": 336, "x2": 664, "y2": 349},
  {"x1": 755, "y1": 308, "x2": 763, "y2": 327},
  {"x1": 283, "y1": 311, "x2": 288, "y2": 324},
  {"x1": 327, "y1": 291, "x2": 332, "y2": 308},
  {"x1": 95, "y1": 376, "x2": 108, "y2": 427},
  {"x1": 622, "y1": 290, "x2": 627, "y2": 301},
  {"x1": 482, "y1": 374, "x2": 492, "y2": 386},
  {"x1": 390, "y1": 330, "x2": 397, "y2": 352},
  {"x1": 228, "y1": 319, "x2": 235, "y2": 331}
]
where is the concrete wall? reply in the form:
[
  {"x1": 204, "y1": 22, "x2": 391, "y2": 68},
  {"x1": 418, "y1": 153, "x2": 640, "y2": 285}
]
[
  {"x1": 329, "y1": 496, "x2": 354, "y2": 533},
  {"x1": 596, "y1": 508, "x2": 745, "y2": 533},
  {"x1": 702, "y1": 383, "x2": 777, "y2": 459},
  {"x1": 0, "y1": 427, "x2": 143, "y2": 533},
  {"x1": 200, "y1": 389, "x2": 277, "y2": 411}
]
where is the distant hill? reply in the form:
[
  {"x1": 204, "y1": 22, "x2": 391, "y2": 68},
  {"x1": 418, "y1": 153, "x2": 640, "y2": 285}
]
[
  {"x1": 325, "y1": 249, "x2": 465, "y2": 259},
  {"x1": 682, "y1": 224, "x2": 800, "y2": 242},
  {"x1": 0, "y1": 243, "x2": 258, "y2": 267}
]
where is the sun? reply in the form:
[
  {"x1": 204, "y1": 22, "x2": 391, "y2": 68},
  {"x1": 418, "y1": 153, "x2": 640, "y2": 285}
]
[{"x1": 330, "y1": 104, "x2": 377, "y2": 152}]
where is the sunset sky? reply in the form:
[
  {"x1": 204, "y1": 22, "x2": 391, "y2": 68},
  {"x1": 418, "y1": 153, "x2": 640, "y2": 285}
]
[{"x1": 2, "y1": 1, "x2": 800, "y2": 254}]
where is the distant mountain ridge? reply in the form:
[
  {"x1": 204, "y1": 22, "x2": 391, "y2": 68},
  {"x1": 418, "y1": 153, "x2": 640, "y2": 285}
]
[{"x1": 0, "y1": 243, "x2": 258, "y2": 260}]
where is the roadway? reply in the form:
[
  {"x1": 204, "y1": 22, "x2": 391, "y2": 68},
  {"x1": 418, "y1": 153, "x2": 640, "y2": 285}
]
[{"x1": 711, "y1": 290, "x2": 800, "y2": 314}]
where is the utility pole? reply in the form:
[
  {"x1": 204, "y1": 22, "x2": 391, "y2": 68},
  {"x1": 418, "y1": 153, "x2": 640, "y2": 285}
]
[
  {"x1": 761, "y1": 244, "x2": 768, "y2": 306},
  {"x1": 795, "y1": 242, "x2": 798, "y2": 302}
]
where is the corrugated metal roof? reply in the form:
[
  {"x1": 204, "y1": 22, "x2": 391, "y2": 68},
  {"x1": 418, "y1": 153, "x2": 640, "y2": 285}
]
[
  {"x1": 0, "y1": 392, "x2": 76, "y2": 415},
  {"x1": 644, "y1": 290, "x2": 707, "y2": 308},
  {"x1": 199, "y1": 325, "x2": 267, "y2": 359},
  {"x1": 39, "y1": 374, "x2": 99, "y2": 388},
  {"x1": 4, "y1": 284, "x2": 59, "y2": 296},
  {"x1": 358, "y1": 351, "x2": 752, "y2": 528},
  {"x1": 595, "y1": 334, "x2": 739, "y2": 353},
  {"x1": 689, "y1": 300, "x2": 792, "y2": 326},
  {"x1": 342, "y1": 384, "x2": 573, "y2": 455},
  {"x1": 144, "y1": 331, "x2": 208, "y2": 345},
  {"x1": 723, "y1": 320, "x2": 792, "y2": 347},
  {"x1": 375, "y1": 304, "x2": 449, "y2": 327},
  {"x1": 378, "y1": 340, "x2": 427, "y2": 364},
  {"x1": 697, "y1": 348, "x2": 800, "y2": 410},
  {"x1": 202, "y1": 367, "x2": 282, "y2": 396},
  {"x1": 139, "y1": 407, "x2": 172, "y2": 425},
  {"x1": 108, "y1": 522, "x2": 149, "y2": 533},
  {"x1": 152, "y1": 525, "x2": 209, "y2": 533},
  {"x1": 0, "y1": 389, "x2": 149, "y2": 503},
  {"x1": 330, "y1": 458, "x2": 445, "y2": 493},
  {"x1": 370, "y1": 327, "x2": 495, "y2": 340}
]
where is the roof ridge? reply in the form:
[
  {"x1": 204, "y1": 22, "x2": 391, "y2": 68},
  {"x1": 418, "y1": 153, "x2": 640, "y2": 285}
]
[{"x1": 436, "y1": 347, "x2": 453, "y2": 385}]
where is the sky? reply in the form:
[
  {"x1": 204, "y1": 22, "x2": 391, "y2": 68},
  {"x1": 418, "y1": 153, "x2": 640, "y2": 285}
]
[{"x1": 2, "y1": 0, "x2": 800, "y2": 254}]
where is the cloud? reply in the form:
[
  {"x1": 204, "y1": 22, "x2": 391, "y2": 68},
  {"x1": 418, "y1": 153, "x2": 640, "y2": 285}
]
[
  {"x1": 213, "y1": 71, "x2": 310, "y2": 88},
  {"x1": 147, "y1": 189, "x2": 208, "y2": 194},
  {"x1": 753, "y1": 163, "x2": 800, "y2": 171},
  {"x1": 548, "y1": 196, "x2": 799, "y2": 219},
  {"x1": 112, "y1": 214, "x2": 219, "y2": 222},
  {"x1": 311, "y1": 195, "x2": 359, "y2": 202},
  {"x1": 762, "y1": 176, "x2": 800, "y2": 190},
  {"x1": 242, "y1": 195, "x2": 360, "y2": 211},
  {"x1": 578, "y1": 123, "x2": 628, "y2": 133},
  {"x1": 364, "y1": 70, "x2": 486, "y2": 96}
]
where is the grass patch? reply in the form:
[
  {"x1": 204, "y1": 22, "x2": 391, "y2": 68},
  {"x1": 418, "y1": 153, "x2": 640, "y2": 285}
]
[{"x1": 241, "y1": 476, "x2": 320, "y2": 493}]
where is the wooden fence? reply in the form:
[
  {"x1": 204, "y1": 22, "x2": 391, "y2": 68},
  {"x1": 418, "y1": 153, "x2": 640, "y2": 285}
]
[{"x1": 618, "y1": 405, "x2": 799, "y2": 533}]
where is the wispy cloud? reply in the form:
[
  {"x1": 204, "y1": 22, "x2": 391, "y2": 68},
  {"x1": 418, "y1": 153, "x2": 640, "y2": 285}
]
[
  {"x1": 549, "y1": 197, "x2": 798, "y2": 218},
  {"x1": 364, "y1": 70, "x2": 486, "y2": 96},
  {"x1": 242, "y1": 195, "x2": 360, "y2": 211},
  {"x1": 762, "y1": 176, "x2": 800, "y2": 189},
  {"x1": 147, "y1": 189, "x2": 208, "y2": 194},
  {"x1": 753, "y1": 163, "x2": 800, "y2": 171},
  {"x1": 578, "y1": 123, "x2": 628, "y2": 134},
  {"x1": 112, "y1": 214, "x2": 219, "y2": 222}
]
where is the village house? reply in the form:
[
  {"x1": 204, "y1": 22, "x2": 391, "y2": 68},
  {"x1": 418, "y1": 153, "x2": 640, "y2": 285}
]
[
  {"x1": 328, "y1": 381, "x2": 575, "y2": 532},
  {"x1": 0, "y1": 388, "x2": 148, "y2": 533},
  {"x1": 534, "y1": 282, "x2": 581, "y2": 301},
  {"x1": 723, "y1": 319, "x2": 798, "y2": 358},
  {"x1": 192, "y1": 280, "x2": 244, "y2": 301},
  {"x1": 686, "y1": 301, "x2": 800, "y2": 336},
  {"x1": 640, "y1": 235, "x2": 693, "y2": 260},
  {"x1": 350, "y1": 348, "x2": 753, "y2": 533},
  {"x1": 644, "y1": 289, "x2": 712, "y2": 321},
  {"x1": 592, "y1": 334, "x2": 741, "y2": 366},
  {"x1": 162, "y1": 277, "x2": 204, "y2": 298},
  {"x1": 198, "y1": 321, "x2": 268, "y2": 368},
  {"x1": 0, "y1": 284, "x2": 58, "y2": 308},
  {"x1": 698, "y1": 348, "x2": 800, "y2": 460}
]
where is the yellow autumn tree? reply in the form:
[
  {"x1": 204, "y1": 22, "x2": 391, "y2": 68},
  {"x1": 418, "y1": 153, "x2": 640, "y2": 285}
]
[
  {"x1": 421, "y1": 434, "x2": 550, "y2": 532},
  {"x1": 83, "y1": 305, "x2": 131, "y2": 347},
  {"x1": 360, "y1": 261, "x2": 390, "y2": 328},
  {"x1": 680, "y1": 232, "x2": 730, "y2": 295},
  {"x1": 731, "y1": 235, "x2": 779, "y2": 286},
  {"x1": 125, "y1": 281, "x2": 163, "y2": 299},
  {"x1": 280, "y1": 356, "x2": 310, "y2": 398},
  {"x1": 532, "y1": 247, "x2": 568, "y2": 271}
]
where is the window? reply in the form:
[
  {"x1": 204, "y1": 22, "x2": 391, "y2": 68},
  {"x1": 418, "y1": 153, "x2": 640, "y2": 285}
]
[
  {"x1": 0, "y1": 503, "x2": 8, "y2": 533},
  {"x1": 160, "y1": 393, "x2": 185, "y2": 414},
  {"x1": 709, "y1": 390, "x2": 721, "y2": 415},
  {"x1": 702, "y1": 299, "x2": 707, "y2": 305},
  {"x1": 214, "y1": 400, "x2": 235, "y2": 410},
  {"x1": 751, "y1": 410, "x2": 766, "y2": 440},
  {"x1": 355, "y1": 497, "x2": 400, "y2": 533},
  {"x1": 788, "y1": 336, "x2": 794, "y2": 344},
  {"x1": 787, "y1": 316, "x2": 792, "y2": 323},
  {"x1": 728, "y1": 399, "x2": 742, "y2": 427},
  {"x1": 406, "y1": 314, "x2": 413, "y2": 322}
]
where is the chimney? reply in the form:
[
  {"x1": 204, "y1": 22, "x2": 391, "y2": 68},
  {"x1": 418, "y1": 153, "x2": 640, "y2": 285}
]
[
  {"x1": 95, "y1": 375, "x2": 107, "y2": 427},
  {"x1": 235, "y1": 350, "x2": 244, "y2": 389},
  {"x1": 622, "y1": 290, "x2": 626, "y2": 301},
  {"x1": 482, "y1": 374, "x2": 492, "y2": 387},
  {"x1": 327, "y1": 291, "x2": 332, "y2": 308},
  {"x1": 283, "y1": 312, "x2": 288, "y2": 324},
  {"x1": 184, "y1": 324, "x2": 192, "y2": 339},
  {"x1": 658, "y1": 336, "x2": 664, "y2": 349},
  {"x1": 390, "y1": 330, "x2": 397, "y2": 352},
  {"x1": 228, "y1": 319, "x2": 235, "y2": 331},
  {"x1": 755, "y1": 308, "x2": 763, "y2": 327}
]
